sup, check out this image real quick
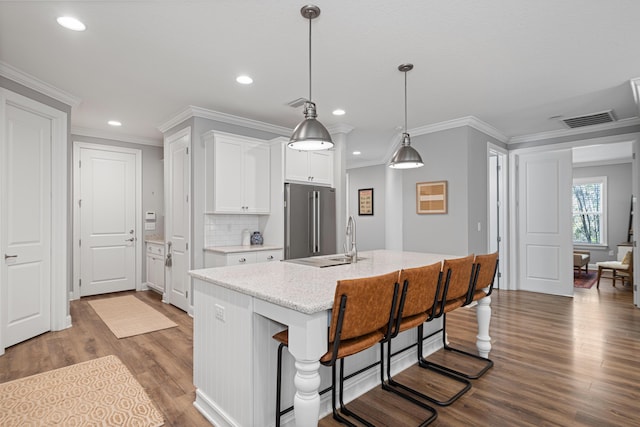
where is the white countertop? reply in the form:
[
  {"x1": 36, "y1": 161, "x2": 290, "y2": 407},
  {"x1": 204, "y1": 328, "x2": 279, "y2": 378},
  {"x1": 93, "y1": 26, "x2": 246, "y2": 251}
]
[
  {"x1": 203, "y1": 245, "x2": 283, "y2": 254},
  {"x1": 189, "y1": 250, "x2": 456, "y2": 314},
  {"x1": 144, "y1": 235, "x2": 165, "y2": 244}
]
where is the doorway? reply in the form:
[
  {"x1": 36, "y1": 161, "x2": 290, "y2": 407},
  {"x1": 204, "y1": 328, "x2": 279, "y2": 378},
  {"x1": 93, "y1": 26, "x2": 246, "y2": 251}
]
[
  {"x1": 488, "y1": 145, "x2": 507, "y2": 289},
  {"x1": 72, "y1": 142, "x2": 142, "y2": 298}
]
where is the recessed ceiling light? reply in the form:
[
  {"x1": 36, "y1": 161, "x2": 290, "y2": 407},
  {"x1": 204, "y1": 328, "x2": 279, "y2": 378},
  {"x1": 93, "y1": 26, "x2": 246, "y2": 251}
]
[
  {"x1": 236, "y1": 75, "x2": 253, "y2": 85},
  {"x1": 57, "y1": 16, "x2": 86, "y2": 31},
  {"x1": 352, "y1": 151, "x2": 361, "y2": 155},
  {"x1": 332, "y1": 109, "x2": 346, "y2": 116},
  {"x1": 108, "y1": 120, "x2": 122, "y2": 127}
]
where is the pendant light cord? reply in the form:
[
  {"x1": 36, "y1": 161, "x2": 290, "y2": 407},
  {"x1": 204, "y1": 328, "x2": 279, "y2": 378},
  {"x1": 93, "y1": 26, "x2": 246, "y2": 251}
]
[
  {"x1": 404, "y1": 70, "x2": 408, "y2": 133},
  {"x1": 308, "y1": 15, "x2": 312, "y2": 102}
]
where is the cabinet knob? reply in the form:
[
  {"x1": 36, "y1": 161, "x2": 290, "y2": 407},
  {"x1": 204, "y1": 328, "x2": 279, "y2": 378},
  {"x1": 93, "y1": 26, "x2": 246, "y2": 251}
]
[
  {"x1": 267, "y1": 255, "x2": 274, "y2": 260},
  {"x1": 239, "y1": 258, "x2": 246, "y2": 263}
]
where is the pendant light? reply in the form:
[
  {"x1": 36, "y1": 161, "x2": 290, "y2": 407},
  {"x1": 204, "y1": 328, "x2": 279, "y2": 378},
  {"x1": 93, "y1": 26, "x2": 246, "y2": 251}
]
[
  {"x1": 389, "y1": 64, "x2": 424, "y2": 169},
  {"x1": 288, "y1": 5, "x2": 334, "y2": 151}
]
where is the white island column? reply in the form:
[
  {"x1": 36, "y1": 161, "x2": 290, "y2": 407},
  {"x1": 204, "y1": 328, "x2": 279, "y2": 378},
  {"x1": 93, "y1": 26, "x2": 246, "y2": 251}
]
[{"x1": 475, "y1": 290, "x2": 492, "y2": 358}]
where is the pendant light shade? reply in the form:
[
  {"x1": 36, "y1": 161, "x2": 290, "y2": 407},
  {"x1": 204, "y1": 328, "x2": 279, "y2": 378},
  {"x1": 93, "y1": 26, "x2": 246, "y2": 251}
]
[
  {"x1": 288, "y1": 5, "x2": 333, "y2": 151},
  {"x1": 389, "y1": 64, "x2": 423, "y2": 169}
]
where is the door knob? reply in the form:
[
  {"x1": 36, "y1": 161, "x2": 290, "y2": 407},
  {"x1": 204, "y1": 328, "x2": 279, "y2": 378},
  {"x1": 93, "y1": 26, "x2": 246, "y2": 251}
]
[{"x1": 125, "y1": 237, "x2": 135, "y2": 242}]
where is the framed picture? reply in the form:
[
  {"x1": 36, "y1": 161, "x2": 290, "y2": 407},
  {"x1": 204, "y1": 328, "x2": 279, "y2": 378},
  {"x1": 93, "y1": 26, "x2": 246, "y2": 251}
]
[
  {"x1": 358, "y1": 188, "x2": 374, "y2": 216},
  {"x1": 416, "y1": 181, "x2": 447, "y2": 214}
]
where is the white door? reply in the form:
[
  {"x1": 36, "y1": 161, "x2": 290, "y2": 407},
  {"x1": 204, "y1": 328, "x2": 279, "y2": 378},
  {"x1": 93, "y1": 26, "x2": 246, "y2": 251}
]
[
  {"x1": 517, "y1": 149, "x2": 573, "y2": 296},
  {"x1": 166, "y1": 131, "x2": 190, "y2": 312},
  {"x1": 78, "y1": 147, "x2": 137, "y2": 297},
  {"x1": 1, "y1": 100, "x2": 52, "y2": 347}
]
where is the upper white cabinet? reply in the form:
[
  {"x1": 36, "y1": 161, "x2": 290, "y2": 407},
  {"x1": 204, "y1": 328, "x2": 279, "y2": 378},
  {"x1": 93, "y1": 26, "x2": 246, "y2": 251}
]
[
  {"x1": 285, "y1": 149, "x2": 333, "y2": 186},
  {"x1": 207, "y1": 132, "x2": 270, "y2": 214}
]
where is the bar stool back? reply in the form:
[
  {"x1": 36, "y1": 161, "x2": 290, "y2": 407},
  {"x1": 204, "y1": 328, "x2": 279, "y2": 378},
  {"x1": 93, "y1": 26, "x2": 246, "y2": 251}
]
[{"x1": 274, "y1": 270, "x2": 400, "y2": 426}]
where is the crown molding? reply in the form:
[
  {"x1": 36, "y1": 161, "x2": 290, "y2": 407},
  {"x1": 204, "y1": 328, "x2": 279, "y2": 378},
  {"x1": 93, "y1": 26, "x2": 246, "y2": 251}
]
[
  {"x1": 158, "y1": 105, "x2": 291, "y2": 136},
  {"x1": 328, "y1": 123, "x2": 355, "y2": 135},
  {"x1": 72, "y1": 126, "x2": 162, "y2": 147},
  {"x1": 381, "y1": 116, "x2": 507, "y2": 165},
  {"x1": 631, "y1": 77, "x2": 640, "y2": 112},
  {"x1": 508, "y1": 116, "x2": 640, "y2": 145},
  {"x1": 0, "y1": 60, "x2": 81, "y2": 107},
  {"x1": 411, "y1": 116, "x2": 508, "y2": 143}
]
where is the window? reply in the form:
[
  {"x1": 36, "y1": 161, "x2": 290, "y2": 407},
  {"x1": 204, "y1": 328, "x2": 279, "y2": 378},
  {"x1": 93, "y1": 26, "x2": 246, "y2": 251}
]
[{"x1": 572, "y1": 177, "x2": 606, "y2": 245}]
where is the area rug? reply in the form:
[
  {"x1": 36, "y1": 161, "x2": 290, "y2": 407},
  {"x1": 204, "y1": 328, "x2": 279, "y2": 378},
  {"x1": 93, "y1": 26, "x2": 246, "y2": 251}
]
[
  {"x1": 88, "y1": 295, "x2": 177, "y2": 338},
  {"x1": 0, "y1": 355, "x2": 163, "y2": 426},
  {"x1": 574, "y1": 271, "x2": 597, "y2": 289}
]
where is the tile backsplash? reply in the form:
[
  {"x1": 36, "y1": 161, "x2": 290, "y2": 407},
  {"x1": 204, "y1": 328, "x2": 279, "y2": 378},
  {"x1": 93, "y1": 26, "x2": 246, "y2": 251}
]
[{"x1": 205, "y1": 214, "x2": 260, "y2": 247}]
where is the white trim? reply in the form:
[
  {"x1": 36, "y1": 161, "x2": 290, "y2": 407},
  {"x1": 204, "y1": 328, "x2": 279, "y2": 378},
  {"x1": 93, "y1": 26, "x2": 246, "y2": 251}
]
[
  {"x1": 508, "y1": 132, "x2": 640, "y2": 155},
  {"x1": 487, "y1": 142, "x2": 509, "y2": 290},
  {"x1": 508, "y1": 117, "x2": 640, "y2": 145},
  {"x1": 0, "y1": 60, "x2": 81, "y2": 107},
  {"x1": 630, "y1": 77, "x2": 640, "y2": 110},
  {"x1": 0, "y1": 89, "x2": 69, "y2": 355},
  {"x1": 327, "y1": 123, "x2": 355, "y2": 135},
  {"x1": 72, "y1": 142, "x2": 143, "y2": 300},
  {"x1": 72, "y1": 126, "x2": 162, "y2": 147},
  {"x1": 411, "y1": 116, "x2": 508, "y2": 143},
  {"x1": 158, "y1": 105, "x2": 291, "y2": 136}
]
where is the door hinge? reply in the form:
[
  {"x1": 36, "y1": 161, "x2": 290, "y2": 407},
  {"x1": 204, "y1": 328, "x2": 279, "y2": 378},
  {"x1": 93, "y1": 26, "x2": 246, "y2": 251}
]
[
  {"x1": 79, "y1": 239, "x2": 81, "y2": 247},
  {"x1": 79, "y1": 278, "x2": 82, "y2": 287},
  {"x1": 78, "y1": 199, "x2": 82, "y2": 208},
  {"x1": 186, "y1": 147, "x2": 189, "y2": 155},
  {"x1": 186, "y1": 290, "x2": 189, "y2": 299},
  {"x1": 498, "y1": 272, "x2": 502, "y2": 278},
  {"x1": 79, "y1": 160, "x2": 81, "y2": 168},
  {"x1": 186, "y1": 195, "x2": 189, "y2": 203},
  {"x1": 186, "y1": 242, "x2": 189, "y2": 250}
]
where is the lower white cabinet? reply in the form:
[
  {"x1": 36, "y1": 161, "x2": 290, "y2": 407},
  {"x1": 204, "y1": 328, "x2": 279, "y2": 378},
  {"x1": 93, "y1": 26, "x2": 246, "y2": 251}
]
[
  {"x1": 146, "y1": 242, "x2": 165, "y2": 293},
  {"x1": 204, "y1": 249, "x2": 283, "y2": 267}
]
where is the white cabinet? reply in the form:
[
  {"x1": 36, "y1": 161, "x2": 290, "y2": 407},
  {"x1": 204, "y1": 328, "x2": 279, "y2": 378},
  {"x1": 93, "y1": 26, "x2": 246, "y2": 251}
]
[
  {"x1": 204, "y1": 249, "x2": 283, "y2": 267},
  {"x1": 145, "y1": 242, "x2": 165, "y2": 293},
  {"x1": 208, "y1": 132, "x2": 270, "y2": 214},
  {"x1": 285, "y1": 149, "x2": 333, "y2": 186}
]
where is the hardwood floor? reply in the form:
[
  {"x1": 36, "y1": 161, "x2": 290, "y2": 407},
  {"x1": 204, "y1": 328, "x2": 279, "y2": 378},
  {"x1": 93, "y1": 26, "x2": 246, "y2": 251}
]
[{"x1": 1, "y1": 280, "x2": 638, "y2": 427}]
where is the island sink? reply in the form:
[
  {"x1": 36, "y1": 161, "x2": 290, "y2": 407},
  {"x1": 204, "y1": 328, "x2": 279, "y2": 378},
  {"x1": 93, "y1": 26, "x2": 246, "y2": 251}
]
[{"x1": 283, "y1": 256, "x2": 367, "y2": 268}]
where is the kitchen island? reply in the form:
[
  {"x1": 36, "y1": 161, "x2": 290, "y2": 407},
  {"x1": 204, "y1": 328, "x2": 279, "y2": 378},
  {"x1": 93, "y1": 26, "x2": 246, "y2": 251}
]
[{"x1": 189, "y1": 250, "x2": 493, "y2": 427}]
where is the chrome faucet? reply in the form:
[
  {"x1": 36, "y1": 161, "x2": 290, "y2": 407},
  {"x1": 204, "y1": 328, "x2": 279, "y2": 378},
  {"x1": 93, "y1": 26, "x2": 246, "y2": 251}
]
[{"x1": 344, "y1": 215, "x2": 357, "y2": 263}]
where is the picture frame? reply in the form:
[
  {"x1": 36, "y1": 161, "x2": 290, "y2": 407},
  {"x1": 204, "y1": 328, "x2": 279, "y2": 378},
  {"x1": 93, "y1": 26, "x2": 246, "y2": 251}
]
[
  {"x1": 416, "y1": 181, "x2": 447, "y2": 214},
  {"x1": 358, "y1": 188, "x2": 374, "y2": 216}
]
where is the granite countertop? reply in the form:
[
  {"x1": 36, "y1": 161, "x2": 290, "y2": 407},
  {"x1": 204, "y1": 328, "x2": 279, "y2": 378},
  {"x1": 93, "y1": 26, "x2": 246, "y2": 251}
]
[
  {"x1": 203, "y1": 245, "x2": 283, "y2": 254},
  {"x1": 144, "y1": 235, "x2": 165, "y2": 244},
  {"x1": 189, "y1": 250, "x2": 456, "y2": 314}
]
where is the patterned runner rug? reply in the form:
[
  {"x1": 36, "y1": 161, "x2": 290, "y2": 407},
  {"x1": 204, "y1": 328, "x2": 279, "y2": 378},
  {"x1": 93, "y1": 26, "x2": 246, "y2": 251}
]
[
  {"x1": 0, "y1": 355, "x2": 163, "y2": 426},
  {"x1": 574, "y1": 271, "x2": 597, "y2": 289},
  {"x1": 88, "y1": 295, "x2": 177, "y2": 338}
]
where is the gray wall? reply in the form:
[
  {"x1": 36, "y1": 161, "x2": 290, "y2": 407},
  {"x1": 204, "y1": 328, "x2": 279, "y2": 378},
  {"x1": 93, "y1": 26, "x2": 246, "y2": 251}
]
[
  {"x1": 573, "y1": 162, "x2": 632, "y2": 263},
  {"x1": 347, "y1": 165, "x2": 386, "y2": 251},
  {"x1": 402, "y1": 127, "x2": 470, "y2": 256}
]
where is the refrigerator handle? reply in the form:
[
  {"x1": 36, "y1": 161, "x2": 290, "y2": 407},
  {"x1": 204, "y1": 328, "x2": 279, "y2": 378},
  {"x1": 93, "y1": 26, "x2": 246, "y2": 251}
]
[
  {"x1": 316, "y1": 191, "x2": 321, "y2": 253},
  {"x1": 285, "y1": 184, "x2": 290, "y2": 259},
  {"x1": 312, "y1": 191, "x2": 318, "y2": 253}
]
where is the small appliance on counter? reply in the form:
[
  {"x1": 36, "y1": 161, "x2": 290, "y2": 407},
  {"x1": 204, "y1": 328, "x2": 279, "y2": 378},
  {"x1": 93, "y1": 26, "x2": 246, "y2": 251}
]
[
  {"x1": 242, "y1": 229, "x2": 251, "y2": 246},
  {"x1": 250, "y1": 231, "x2": 263, "y2": 245}
]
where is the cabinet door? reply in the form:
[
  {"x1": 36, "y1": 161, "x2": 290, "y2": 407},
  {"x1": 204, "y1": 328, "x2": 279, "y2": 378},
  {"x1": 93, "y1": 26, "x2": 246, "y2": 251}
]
[
  {"x1": 147, "y1": 255, "x2": 164, "y2": 291},
  {"x1": 244, "y1": 143, "x2": 270, "y2": 214},
  {"x1": 214, "y1": 137, "x2": 244, "y2": 213},
  {"x1": 308, "y1": 151, "x2": 333, "y2": 185},
  {"x1": 285, "y1": 149, "x2": 310, "y2": 182}
]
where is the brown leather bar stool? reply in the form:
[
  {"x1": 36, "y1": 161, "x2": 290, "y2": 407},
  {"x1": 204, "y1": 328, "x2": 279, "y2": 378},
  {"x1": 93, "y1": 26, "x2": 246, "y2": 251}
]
[
  {"x1": 427, "y1": 252, "x2": 498, "y2": 380},
  {"x1": 412, "y1": 254, "x2": 475, "y2": 406},
  {"x1": 379, "y1": 262, "x2": 441, "y2": 424},
  {"x1": 273, "y1": 270, "x2": 400, "y2": 427}
]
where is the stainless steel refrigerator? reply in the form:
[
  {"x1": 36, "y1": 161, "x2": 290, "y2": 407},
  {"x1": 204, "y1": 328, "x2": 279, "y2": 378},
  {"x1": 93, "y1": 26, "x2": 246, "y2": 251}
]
[{"x1": 284, "y1": 183, "x2": 337, "y2": 259}]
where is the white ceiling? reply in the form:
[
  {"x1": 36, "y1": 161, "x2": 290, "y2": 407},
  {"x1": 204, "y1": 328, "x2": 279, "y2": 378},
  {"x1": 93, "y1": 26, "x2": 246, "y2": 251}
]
[{"x1": 2, "y1": 1, "x2": 640, "y2": 167}]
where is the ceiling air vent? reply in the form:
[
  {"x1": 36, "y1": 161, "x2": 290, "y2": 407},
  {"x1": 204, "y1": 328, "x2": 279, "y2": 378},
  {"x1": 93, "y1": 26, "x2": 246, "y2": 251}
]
[
  {"x1": 286, "y1": 97, "x2": 307, "y2": 108},
  {"x1": 561, "y1": 110, "x2": 616, "y2": 129}
]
